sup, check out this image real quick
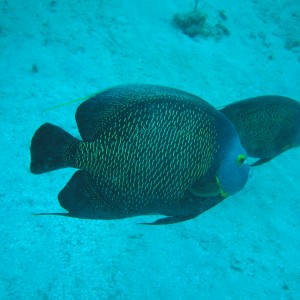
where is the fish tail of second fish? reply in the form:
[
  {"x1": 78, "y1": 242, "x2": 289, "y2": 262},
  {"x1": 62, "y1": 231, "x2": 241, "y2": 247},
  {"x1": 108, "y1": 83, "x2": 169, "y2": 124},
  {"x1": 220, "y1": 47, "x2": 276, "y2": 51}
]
[{"x1": 30, "y1": 123, "x2": 80, "y2": 174}]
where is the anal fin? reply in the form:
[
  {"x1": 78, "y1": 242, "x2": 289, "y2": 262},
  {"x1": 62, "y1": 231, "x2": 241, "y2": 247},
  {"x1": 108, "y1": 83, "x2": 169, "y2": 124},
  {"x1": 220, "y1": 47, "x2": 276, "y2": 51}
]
[
  {"x1": 58, "y1": 170, "x2": 106, "y2": 218},
  {"x1": 58, "y1": 170, "x2": 128, "y2": 220}
]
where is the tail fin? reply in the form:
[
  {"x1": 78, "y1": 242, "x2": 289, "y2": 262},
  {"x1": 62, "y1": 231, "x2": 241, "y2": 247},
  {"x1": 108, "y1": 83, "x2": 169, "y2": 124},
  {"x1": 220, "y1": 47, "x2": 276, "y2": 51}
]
[{"x1": 30, "y1": 123, "x2": 79, "y2": 174}]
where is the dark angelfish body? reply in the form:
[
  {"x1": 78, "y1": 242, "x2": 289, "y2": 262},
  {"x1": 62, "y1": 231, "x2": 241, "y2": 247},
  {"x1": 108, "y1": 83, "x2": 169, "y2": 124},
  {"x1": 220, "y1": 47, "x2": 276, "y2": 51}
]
[
  {"x1": 30, "y1": 84, "x2": 249, "y2": 224},
  {"x1": 220, "y1": 95, "x2": 300, "y2": 166}
]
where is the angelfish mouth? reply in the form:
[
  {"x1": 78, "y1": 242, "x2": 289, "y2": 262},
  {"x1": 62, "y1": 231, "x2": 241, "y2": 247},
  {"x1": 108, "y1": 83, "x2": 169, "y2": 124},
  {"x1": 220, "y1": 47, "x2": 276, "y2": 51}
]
[{"x1": 216, "y1": 176, "x2": 229, "y2": 198}]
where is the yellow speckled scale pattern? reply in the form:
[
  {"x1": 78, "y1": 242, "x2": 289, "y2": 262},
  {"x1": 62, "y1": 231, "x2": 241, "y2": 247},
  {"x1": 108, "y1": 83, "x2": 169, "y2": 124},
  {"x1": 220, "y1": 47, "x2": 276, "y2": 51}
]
[{"x1": 66, "y1": 97, "x2": 221, "y2": 216}]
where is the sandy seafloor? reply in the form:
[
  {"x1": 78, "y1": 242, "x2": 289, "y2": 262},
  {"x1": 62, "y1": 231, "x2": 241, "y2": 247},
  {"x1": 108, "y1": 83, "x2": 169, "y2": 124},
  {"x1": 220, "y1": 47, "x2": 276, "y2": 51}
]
[{"x1": 0, "y1": 0, "x2": 299, "y2": 299}]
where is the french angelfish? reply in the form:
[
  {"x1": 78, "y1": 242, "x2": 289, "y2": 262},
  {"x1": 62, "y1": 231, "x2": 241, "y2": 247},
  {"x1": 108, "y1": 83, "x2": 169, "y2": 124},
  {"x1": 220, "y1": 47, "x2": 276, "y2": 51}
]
[
  {"x1": 30, "y1": 84, "x2": 250, "y2": 224},
  {"x1": 220, "y1": 95, "x2": 300, "y2": 166}
]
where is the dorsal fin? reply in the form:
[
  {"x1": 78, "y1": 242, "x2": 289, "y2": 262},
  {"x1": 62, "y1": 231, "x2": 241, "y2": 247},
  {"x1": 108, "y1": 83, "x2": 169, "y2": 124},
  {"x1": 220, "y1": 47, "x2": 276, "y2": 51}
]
[
  {"x1": 43, "y1": 91, "x2": 100, "y2": 112},
  {"x1": 75, "y1": 84, "x2": 206, "y2": 141}
]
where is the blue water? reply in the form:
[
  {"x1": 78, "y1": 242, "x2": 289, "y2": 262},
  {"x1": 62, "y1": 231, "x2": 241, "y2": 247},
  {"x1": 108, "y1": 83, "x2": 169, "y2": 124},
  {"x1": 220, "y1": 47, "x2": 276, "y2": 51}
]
[{"x1": 1, "y1": 0, "x2": 299, "y2": 299}]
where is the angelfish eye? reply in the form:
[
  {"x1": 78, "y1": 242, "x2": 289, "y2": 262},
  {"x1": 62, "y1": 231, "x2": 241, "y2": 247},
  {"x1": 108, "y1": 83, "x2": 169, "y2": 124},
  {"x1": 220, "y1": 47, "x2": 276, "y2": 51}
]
[{"x1": 236, "y1": 154, "x2": 247, "y2": 165}]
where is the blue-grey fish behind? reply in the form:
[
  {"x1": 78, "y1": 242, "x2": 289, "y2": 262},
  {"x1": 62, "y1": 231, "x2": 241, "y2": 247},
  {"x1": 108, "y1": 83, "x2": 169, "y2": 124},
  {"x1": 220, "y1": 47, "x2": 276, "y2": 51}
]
[{"x1": 220, "y1": 95, "x2": 300, "y2": 166}]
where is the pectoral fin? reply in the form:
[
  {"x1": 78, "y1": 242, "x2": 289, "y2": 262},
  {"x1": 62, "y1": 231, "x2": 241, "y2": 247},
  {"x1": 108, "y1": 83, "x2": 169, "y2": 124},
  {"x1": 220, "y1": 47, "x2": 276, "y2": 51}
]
[{"x1": 250, "y1": 157, "x2": 272, "y2": 167}]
